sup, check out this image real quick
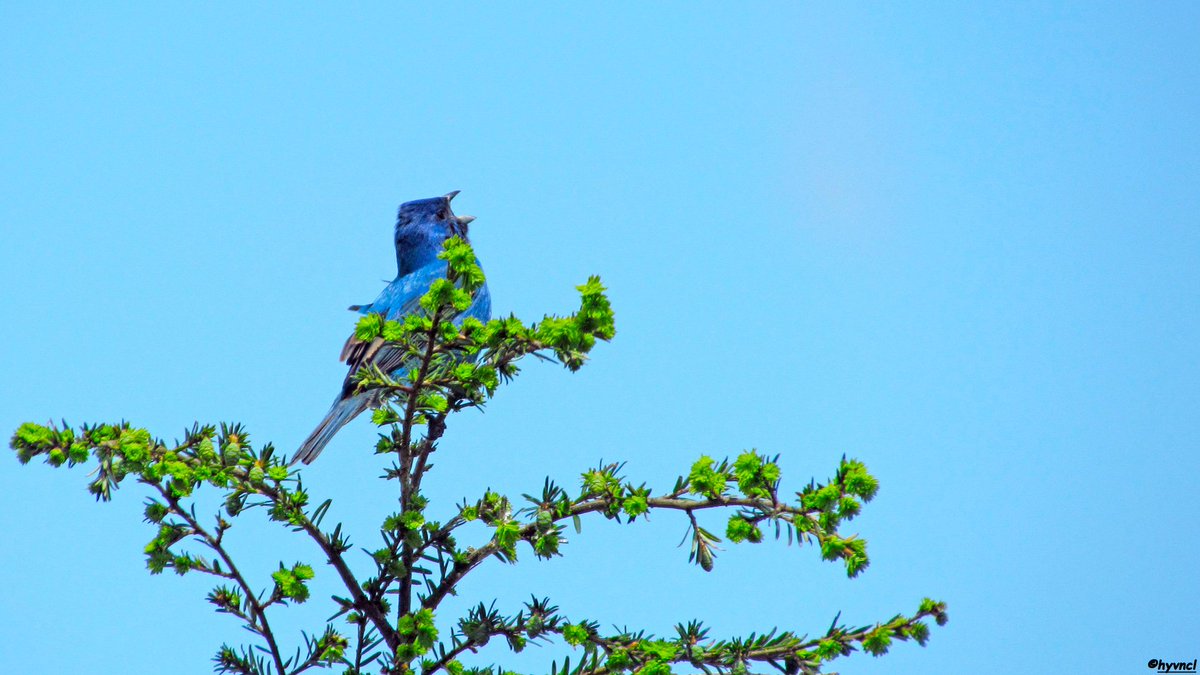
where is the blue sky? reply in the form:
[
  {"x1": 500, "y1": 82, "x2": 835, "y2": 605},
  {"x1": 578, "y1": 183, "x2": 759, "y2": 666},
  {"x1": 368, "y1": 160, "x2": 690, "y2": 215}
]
[{"x1": 2, "y1": 3, "x2": 1197, "y2": 674}]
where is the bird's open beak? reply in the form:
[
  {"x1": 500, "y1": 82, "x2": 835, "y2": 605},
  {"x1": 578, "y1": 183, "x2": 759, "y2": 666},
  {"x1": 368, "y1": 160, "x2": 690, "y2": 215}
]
[{"x1": 444, "y1": 190, "x2": 461, "y2": 202}]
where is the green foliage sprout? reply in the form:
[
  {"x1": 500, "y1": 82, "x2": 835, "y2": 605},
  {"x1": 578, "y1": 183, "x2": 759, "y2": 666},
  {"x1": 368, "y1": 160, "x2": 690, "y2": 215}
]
[{"x1": 10, "y1": 237, "x2": 945, "y2": 675}]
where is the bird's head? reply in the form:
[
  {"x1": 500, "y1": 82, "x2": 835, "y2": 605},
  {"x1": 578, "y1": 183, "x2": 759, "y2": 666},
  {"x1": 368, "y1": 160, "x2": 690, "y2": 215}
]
[
  {"x1": 393, "y1": 191, "x2": 477, "y2": 276},
  {"x1": 396, "y1": 190, "x2": 475, "y2": 239}
]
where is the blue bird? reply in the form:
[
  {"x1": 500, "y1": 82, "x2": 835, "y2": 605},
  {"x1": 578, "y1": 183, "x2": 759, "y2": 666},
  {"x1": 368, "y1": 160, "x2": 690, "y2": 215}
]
[{"x1": 292, "y1": 191, "x2": 491, "y2": 464}]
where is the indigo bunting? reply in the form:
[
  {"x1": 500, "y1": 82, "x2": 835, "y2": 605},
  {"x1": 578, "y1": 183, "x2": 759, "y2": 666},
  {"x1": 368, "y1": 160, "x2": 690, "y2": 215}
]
[{"x1": 292, "y1": 191, "x2": 491, "y2": 464}]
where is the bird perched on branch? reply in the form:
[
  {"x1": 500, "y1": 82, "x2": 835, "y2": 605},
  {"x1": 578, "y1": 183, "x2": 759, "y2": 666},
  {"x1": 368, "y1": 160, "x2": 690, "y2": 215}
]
[{"x1": 292, "y1": 191, "x2": 491, "y2": 465}]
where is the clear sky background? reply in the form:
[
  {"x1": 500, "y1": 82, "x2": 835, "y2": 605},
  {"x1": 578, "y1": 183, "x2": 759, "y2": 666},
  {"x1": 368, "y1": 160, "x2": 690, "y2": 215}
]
[{"x1": 2, "y1": 4, "x2": 1197, "y2": 674}]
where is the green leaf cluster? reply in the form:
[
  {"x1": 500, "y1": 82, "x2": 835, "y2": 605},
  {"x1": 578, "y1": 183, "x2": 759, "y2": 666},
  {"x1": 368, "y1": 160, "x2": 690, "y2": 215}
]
[
  {"x1": 271, "y1": 563, "x2": 315, "y2": 603},
  {"x1": 396, "y1": 608, "x2": 439, "y2": 661}
]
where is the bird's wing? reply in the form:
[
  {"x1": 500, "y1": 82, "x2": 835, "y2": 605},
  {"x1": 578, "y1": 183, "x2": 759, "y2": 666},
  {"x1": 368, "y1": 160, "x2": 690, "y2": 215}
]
[
  {"x1": 337, "y1": 336, "x2": 418, "y2": 397},
  {"x1": 337, "y1": 301, "x2": 423, "y2": 397},
  {"x1": 336, "y1": 262, "x2": 447, "y2": 396}
]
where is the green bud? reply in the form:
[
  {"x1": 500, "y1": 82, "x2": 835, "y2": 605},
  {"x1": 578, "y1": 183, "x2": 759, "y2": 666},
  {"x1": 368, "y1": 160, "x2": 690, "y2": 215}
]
[
  {"x1": 622, "y1": 492, "x2": 648, "y2": 518},
  {"x1": 687, "y1": 456, "x2": 727, "y2": 499},
  {"x1": 862, "y1": 626, "x2": 892, "y2": 656},
  {"x1": 382, "y1": 320, "x2": 406, "y2": 342},
  {"x1": 816, "y1": 638, "x2": 843, "y2": 660},
  {"x1": 561, "y1": 623, "x2": 589, "y2": 647},
  {"x1": 144, "y1": 501, "x2": 168, "y2": 523},
  {"x1": 119, "y1": 428, "x2": 152, "y2": 463},
  {"x1": 493, "y1": 520, "x2": 520, "y2": 556},
  {"x1": 355, "y1": 314, "x2": 384, "y2": 341},
  {"x1": 821, "y1": 538, "x2": 846, "y2": 561},
  {"x1": 15, "y1": 422, "x2": 55, "y2": 449},
  {"x1": 725, "y1": 515, "x2": 762, "y2": 543},
  {"x1": 636, "y1": 641, "x2": 677, "y2": 660}
]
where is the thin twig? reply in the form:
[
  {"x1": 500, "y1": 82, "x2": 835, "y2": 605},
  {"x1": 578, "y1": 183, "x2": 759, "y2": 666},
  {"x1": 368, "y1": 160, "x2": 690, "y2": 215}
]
[
  {"x1": 155, "y1": 484, "x2": 288, "y2": 675},
  {"x1": 422, "y1": 494, "x2": 796, "y2": 611}
]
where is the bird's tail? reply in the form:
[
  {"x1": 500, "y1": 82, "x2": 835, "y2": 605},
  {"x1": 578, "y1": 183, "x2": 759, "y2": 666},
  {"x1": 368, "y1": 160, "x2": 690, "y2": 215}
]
[{"x1": 291, "y1": 395, "x2": 371, "y2": 465}]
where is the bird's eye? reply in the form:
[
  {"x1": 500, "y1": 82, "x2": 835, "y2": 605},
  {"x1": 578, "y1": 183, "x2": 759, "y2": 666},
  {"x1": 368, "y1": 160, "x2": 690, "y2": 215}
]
[{"x1": 436, "y1": 209, "x2": 447, "y2": 219}]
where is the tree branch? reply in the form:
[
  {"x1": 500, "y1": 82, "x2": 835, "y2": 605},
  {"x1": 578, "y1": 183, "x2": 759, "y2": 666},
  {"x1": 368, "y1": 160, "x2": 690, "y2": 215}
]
[
  {"x1": 423, "y1": 492, "x2": 814, "y2": 612},
  {"x1": 397, "y1": 304, "x2": 446, "y2": 623},
  {"x1": 249, "y1": 479, "x2": 401, "y2": 654},
  {"x1": 153, "y1": 484, "x2": 288, "y2": 675}
]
